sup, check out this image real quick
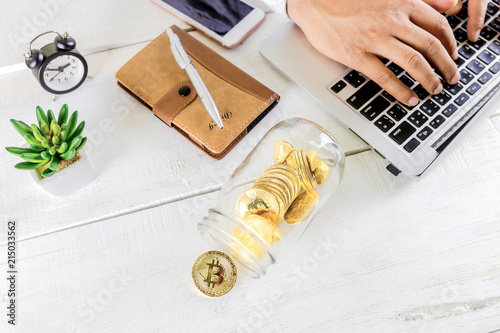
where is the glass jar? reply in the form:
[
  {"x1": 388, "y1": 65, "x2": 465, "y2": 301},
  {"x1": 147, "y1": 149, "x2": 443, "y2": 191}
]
[{"x1": 198, "y1": 118, "x2": 345, "y2": 278}]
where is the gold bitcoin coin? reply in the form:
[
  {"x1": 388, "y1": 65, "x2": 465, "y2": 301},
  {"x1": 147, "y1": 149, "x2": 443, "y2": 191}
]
[
  {"x1": 251, "y1": 184, "x2": 286, "y2": 220},
  {"x1": 306, "y1": 150, "x2": 330, "y2": 185},
  {"x1": 192, "y1": 251, "x2": 237, "y2": 297},
  {"x1": 232, "y1": 213, "x2": 282, "y2": 259},
  {"x1": 313, "y1": 160, "x2": 330, "y2": 185},
  {"x1": 284, "y1": 190, "x2": 319, "y2": 224},
  {"x1": 306, "y1": 150, "x2": 319, "y2": 172},
  {"x1": 262, "y1": 164, "x2": 300, "y2": 200},
  {"x1": 236, "y1": 188, "x2": 281, "y2": 219},
  {"x1": 293, "y1": 149, "x2": 317, "y2": 191},
  {"x1": 273, "y1": 140, "x2": 294, "y2": 164}
]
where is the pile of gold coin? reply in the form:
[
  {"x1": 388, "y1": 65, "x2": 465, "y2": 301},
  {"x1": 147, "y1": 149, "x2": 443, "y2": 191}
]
[{"x1": 232, "y1": 140, "x2": 330, "y2": 258}]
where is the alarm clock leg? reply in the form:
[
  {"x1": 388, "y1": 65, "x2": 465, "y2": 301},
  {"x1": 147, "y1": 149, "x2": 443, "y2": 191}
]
[{"x1": 52, "y1": 94, "x2": 58, "y2": 102}]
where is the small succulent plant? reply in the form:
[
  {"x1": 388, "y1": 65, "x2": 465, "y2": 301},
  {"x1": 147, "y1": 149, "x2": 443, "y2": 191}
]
[{"x1": 5, "y1": 104, "x2": 87, "y2": 178}]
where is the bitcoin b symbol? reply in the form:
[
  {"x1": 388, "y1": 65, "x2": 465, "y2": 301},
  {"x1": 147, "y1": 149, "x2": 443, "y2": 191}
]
[{"x1": 204, "y1": 259, "x2": 224, "y2": 288}]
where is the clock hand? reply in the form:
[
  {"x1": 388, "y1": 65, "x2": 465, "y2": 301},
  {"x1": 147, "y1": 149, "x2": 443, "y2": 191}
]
[
  {"x1": 59, "y1": 63, "x2": 71, "y2": 70},
  {"x1": 45, "y1": 68, "x2": 61, "y2": 71},
  {"x1": 50, "y1": 71, "x2": 62, "y2": 82}
]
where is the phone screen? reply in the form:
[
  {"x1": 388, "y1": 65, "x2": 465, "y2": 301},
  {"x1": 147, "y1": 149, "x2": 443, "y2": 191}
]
[{"x1": 160, "y1": 0, "x2": 253, "y2": 36}]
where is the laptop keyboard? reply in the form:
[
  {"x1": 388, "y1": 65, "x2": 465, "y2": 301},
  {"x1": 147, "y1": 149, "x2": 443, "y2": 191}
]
[{"x1": 329, "y1": 0, "x2": 500, "y2": 154}]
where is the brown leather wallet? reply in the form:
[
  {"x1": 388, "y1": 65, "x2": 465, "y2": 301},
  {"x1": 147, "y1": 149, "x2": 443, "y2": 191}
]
[{"x1": 115, "y1": 25, "x2": 279, "y2": 159}]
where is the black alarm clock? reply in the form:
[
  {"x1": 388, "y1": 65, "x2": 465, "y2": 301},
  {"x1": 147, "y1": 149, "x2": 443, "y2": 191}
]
[{"x1": 24, "y1": 31, "x2": 88, "y2": 95}]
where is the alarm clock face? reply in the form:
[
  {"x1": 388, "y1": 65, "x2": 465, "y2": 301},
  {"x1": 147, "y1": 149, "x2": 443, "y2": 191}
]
[{"x1": 41, "y1": 53, "x2": 87, "y2": 94}]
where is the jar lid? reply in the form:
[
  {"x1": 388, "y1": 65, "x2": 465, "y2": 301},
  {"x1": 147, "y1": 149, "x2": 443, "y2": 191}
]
[{"x1": 191, "y1": 250, "x2": 237, "y2": 297}]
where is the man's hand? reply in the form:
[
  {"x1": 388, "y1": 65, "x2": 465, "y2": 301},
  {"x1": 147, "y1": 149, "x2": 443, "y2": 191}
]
[{"x1": 287, "y1": 0, "x2": 461, "y2": 106}]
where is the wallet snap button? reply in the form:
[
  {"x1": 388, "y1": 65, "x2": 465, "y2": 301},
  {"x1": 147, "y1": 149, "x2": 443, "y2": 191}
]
[{"x1": 178, "y1": 85, "x2": 191, "y2": 97}]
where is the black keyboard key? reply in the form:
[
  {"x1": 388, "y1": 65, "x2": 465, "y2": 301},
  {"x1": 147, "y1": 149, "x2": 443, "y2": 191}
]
[
  {"x1": 331, "y1": 80, "x2": 347, "y2": 93},
  {"x1": 390, "y1": 121, "x2": 416, "y2": 145},
  {"x1": 420, "y1": 99, "x2": 440, "y2": 116},
  {"x1": 402, "y1": 102, "x2": 418, "y2": 111},
  {"x1": 469, "y1": 38, "x2": 487, "y2": 50},
  {"x1": 458, "y1": 45, "x2": 476, "y2": 59},
  {"x1": 382, "y1": 91, "x2": 396, "y2": 102},
  {"x1": 444, "y1": 82, "x2": 463, "y2": 95},
  {"x1": 454, "y1": 57, "x2": 466, "y2": 68},
  {"x1": 454, "y1": 28, "x2": 468, "y2": 43},
  {"x1": 387, "y1": 104, "x2": 407, "y2": 121},
  {"x1": 387, "y1": 62, "x2": 403, "y2": 75},
  {"x1": 447, "y1": 15, "x2": 462, "y2": 29},
  {"x1": 480, "y1": 26, "x2": 497, "y2": 41},
  {"x1": 381, "y1": 58, "x2": 390, "y2": 65},
  {"x1": 460, "y1": 69, "x2": 475, "y2": 84},
  {"x1": 400, "y1": 75, "x2": 415, "y2": 88},
  {"x1": 478, "y1": 50, "x2": 496, "y2": 65},
  {"x1": 487, "y1": 2, "x2": 499, "y2": 16},
  {"x1": 456, "y1": 5, "x2": 468, "y2": 20},
  {"x1": 489, "y1": 61, "x2": 500, "y2": 73},
  {"x1": 455, "y1": 93, "x2": 470, "y2": 105},
  {"x1": 478, "y1": 71, "x2": 493, "y2": 84},
  {"x1": 466, "y1": 59, "x2": 486, "y2": 74},
  {"x1": 404, "y1": 138, "x2": 421, "y2": 153},
  {"x1": 347, "y1": 81, "x2": 382, "y2": 109},
  {"x1": 431, "y1": 91, "x2": 452, "y2": 105},
  {"x1": 430, "y1": 115, "x2": 446, "y2": 129},
  {"x1": 417, "y1": 126, "x2": 433, "y2": 140},
  {"x1": 344, "y1": 70, "x2": 366, "y2": 88},
  {"x1": 466, "y1": 82, "x2": 481, "y2": 95},
  {"x1": 443, "y1": 104, "x2": 458, "y2": 117},
  {"x1": 375, "y1": 115, "x2": 396, "y2": 133},
  {"x1": 489, "y1": 17, "x2": 500, "y2": 31},
  {"x1": 408, "y1": 111, "x2": 429, "y2": 128},
  {"x1": 413, "y1": 84, "x2": 430, "y2": 100},
  {"x1": 487, "y1": 41, "x2": 500, "y2": 54},
  {"x1": 360, "y1": 95, "x2": 390, "y2": 120}
]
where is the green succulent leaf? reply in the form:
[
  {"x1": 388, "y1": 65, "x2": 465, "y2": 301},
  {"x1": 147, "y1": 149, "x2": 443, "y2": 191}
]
[
  {"x1": 5, "y1": 147, "x2": 33, "y2": 157},
  {"x1": 59, "y1": 130, "x2": 68, "y2": 142},
  {"x1": 52, "y1": 136, "x2": 60, "y2": 146},
  {"x1": 56, "y1": 142, "x2": 68, "y2": 154},
  {"x1": 14, "y1": 160, "x2": 49, "y2": 170},
  {"x1": 20, "y1": 153, "x2": 48, "y2": 163},
  {"x1": 67, "y1": 121, "x2": 85, "y2": 143},
  {"x1": 49, "y1": 120, "x2": 57, "y2": 134},
  {"x1": 10, "y1": 119, "x2": 31, "y2": 137},
  {"x1": 30, "y1": 143, "x2": 45, "y2": 152},
  {"x1": 48, "y1": 146, "x2": 57, "y2": 155},
  {"x1": 40, "y1": 122, "x2": 50, "y2": 136},
  {"x1": 66, "y1": 111, "x2": 78, "y2": 137},
  {"x1": 41, "y1": 138, "x2": 50, "y2": 148},
  {"x1": 68, "y1": 136, "x2": 82, "y2": 150},
  {"x1": 36, "y1": 106, "x2": 49, "y2": 128},
  {"x1": 23, "y1": 134, "x2": 41, "y2": 145},
  {"x1": 48, "y1": 154, "x2": 60, "y2": 171},
  {"x1": 58, "y1": 104, "x2": 69, "y2": 126},
  {"x1": 60, "y1": 148, "x2": 76, "y2": 160},
  {"x1": 53, "y1": 125, "x2": 60, "y2": 137},
  {"x1": 47, "y1": 109, "x2": 56, "y2": 126},
  {"x1": 31, "y1": 124, "x2": 45, "y2": 141},
  {"x1": 41, "y1": 168, "x2": 56, "y2": 178},
  {"x1": 76, "y1": 137, "x2": 87, "y2": 152},
  {"x1": 41, "y1": 151, "x2": 51, "y2": 160}
]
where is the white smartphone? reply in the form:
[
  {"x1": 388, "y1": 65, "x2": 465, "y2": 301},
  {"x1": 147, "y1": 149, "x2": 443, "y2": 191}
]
[{"x1": 152, "y1": 0, "x2": 265, "y2": 48}]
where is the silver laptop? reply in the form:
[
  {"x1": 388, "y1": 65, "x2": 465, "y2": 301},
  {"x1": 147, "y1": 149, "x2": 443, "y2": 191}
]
[{"x1": 260, "y1": 0, "x2": 500, "y2": 177}]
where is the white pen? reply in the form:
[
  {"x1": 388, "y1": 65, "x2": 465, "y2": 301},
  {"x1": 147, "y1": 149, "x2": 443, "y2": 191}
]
[{"x1": 166, "y1": 28, "x2": 224, "y2": 129}]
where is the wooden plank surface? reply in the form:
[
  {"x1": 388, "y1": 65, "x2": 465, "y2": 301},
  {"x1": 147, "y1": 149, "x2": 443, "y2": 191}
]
[{"x1": 1, "y1": 128, "x2": 499, "y2": 332}]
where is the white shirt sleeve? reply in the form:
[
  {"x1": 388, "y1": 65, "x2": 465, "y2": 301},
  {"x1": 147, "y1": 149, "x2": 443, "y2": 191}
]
[{"x1": 261, "y1": 0, "x2": 289, "y2": 17}]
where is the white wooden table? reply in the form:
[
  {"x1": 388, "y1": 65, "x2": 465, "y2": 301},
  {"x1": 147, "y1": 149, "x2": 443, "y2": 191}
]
[{"x1": 1, "y1": 1, "x2": 500, "y2": 332}]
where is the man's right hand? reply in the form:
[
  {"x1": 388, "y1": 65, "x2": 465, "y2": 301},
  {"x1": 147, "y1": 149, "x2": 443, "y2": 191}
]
[{"x1": 287, "y1": 0, "x2": 461, "y2": 106}]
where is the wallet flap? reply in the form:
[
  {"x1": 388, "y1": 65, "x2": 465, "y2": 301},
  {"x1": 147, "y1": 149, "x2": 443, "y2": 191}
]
[
  {"x1": 153, "y1": 82, "x2": 196, "y2": 127},
  {"x1": 171, "y1": 26, "x2": 274, "y2": 102}
]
